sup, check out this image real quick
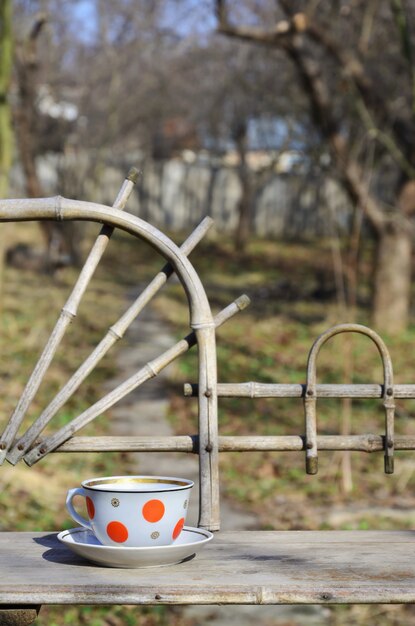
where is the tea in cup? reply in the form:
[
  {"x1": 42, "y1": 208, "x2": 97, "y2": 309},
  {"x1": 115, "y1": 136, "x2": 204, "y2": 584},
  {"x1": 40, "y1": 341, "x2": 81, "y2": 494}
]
[{"x1": 66, "y1": 475, "x2": 193, "y2": 548}]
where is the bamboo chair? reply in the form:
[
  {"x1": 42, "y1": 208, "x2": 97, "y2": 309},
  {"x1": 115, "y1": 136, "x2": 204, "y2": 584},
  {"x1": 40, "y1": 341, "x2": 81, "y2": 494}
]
[{"x1": 1, "y1": 171, "x2": 415, "y2": 625}]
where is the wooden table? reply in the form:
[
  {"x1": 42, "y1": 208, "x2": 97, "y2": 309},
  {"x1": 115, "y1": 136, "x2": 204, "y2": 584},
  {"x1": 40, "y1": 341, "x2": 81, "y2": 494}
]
[{"x1": 1, "y1": 530, "x2": 415, "y2": 608}]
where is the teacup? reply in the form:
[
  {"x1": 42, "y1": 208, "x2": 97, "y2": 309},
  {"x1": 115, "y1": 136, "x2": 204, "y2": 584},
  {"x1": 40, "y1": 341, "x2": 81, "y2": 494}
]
[{"x1": 66, "y1": 475, "x2": 193, "y2": 548}]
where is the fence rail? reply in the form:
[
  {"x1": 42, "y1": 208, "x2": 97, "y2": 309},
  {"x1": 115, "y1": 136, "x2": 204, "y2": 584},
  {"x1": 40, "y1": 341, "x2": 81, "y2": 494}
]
[{"x1": 53, "y1": 434, "x2": 415, "y2": 453}]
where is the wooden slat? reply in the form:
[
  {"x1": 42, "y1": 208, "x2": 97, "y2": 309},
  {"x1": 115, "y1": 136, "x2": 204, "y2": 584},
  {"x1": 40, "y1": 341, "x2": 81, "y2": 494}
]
[
  {"x1": 53, "y1": 434, "x2": 415, "y2": 453},
  {"x1": 184, "y1": 382, "x2": 415, "y2": 398},
  {"x1": 1, "y1": 531, "x2": 415, "y2": 605}
]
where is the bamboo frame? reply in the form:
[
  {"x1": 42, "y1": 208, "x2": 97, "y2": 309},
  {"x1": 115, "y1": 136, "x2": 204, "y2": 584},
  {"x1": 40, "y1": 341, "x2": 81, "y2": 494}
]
[
  {"x1": 7, "y1": 215, "x2": 214, "y2": 465},
  {"x1": 0, "y1": 196, "x2": 220, "y2": 530},
  {"x1": 304, "y1": 324, "x2": 395, "y2": 475},
  {"x1": 184, "y1": 327, "x2": 404, "y2": 480}
]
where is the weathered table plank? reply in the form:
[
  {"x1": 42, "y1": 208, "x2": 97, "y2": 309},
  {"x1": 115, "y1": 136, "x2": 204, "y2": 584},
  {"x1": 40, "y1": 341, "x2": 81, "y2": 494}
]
[{"x1": 1, "y1": 530, "x2": 415, "y2": 605}]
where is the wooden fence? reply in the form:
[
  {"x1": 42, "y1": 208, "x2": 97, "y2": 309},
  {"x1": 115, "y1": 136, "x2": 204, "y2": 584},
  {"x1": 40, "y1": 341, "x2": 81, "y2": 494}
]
[{"x1": 10, "y1": 152, "x2": 352, "y2": 238}]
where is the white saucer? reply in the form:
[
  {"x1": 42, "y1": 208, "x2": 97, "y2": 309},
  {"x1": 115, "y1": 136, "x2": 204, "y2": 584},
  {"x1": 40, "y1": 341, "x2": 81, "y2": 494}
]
[{"x1": 57, "y1": 526, "x2": 213, "y2": 568}]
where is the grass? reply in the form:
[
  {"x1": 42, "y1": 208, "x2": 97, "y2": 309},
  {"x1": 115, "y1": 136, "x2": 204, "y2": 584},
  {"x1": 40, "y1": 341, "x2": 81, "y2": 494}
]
[{"x1": 3, "y1": 221, "x2": 415, "y2": 624}]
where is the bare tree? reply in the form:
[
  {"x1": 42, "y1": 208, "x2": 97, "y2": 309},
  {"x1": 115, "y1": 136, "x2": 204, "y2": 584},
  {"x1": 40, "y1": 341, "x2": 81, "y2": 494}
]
[
  {"x1": 12, "y1": 9, "x2": 82, "y2": 270},
  {"x1": 0, "y1": 0, "x2": 12, "y2": 199},
  {"x1": 171, "y1": 33, "x2": 299, "y2": 250},
  {"x1": 216, "y1": 0, "x2": 415, "y2": 333},
  {"x1": 24, "y1": 2, "x2": 298, "y2": 252}
]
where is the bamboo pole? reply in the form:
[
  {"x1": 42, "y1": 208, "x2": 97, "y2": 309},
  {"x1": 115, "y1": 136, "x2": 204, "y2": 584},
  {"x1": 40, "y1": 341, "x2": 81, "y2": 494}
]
[
  {"x1": 184, "y1": 382, "x2": 415, "y2": 398},
  {"x1": 7, "y1": 216, "x2": 214, "y2": 465},
  {"x1": 0, "y1": 197, "x2": 216, "y2": 329},
  {"x1": 51, "y1": 433, "x2": 415, "y2": 454},
  {"x1": 23, "y1": 295, "x2": 249, "y2": 467},
  {"x1": 0, "y1": 171, "x2": 140, "y2": 464},
  {"x1": 196, "y1": 323, "x2": 219, "y2": 529}
]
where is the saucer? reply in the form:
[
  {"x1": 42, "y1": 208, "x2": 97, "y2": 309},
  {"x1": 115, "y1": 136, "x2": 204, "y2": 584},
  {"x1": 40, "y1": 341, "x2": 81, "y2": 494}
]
[{"x1": 57, "y1": 526, "x2": 213, "y2": 568}]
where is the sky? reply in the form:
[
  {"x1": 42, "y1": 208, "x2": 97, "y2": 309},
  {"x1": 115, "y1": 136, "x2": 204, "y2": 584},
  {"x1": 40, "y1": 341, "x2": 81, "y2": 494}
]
[{"x1": 69, "y1": 0, "x2": 216, "y2": 44}]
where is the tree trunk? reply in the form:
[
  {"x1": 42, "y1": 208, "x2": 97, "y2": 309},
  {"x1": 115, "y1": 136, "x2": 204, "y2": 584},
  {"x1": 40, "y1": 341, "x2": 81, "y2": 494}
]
[
  {"x1": 372, "y1": 221, "x2": 412, "y2": 334},
  {"x1": 233, "y1": 119, "x2": 252, "y2": 251},
  {"x1": 235, "y1": 172, "x2": 252, "y2": 251},
  {"x1": 0, "y1": 0, "x2": 13, "y2": 199},
  {"x1": 13, "y1": 17, "x2": 82, "y2": 270},
  {"x1": 0, "y1": 0, "x2": 13, "y2": 313}
]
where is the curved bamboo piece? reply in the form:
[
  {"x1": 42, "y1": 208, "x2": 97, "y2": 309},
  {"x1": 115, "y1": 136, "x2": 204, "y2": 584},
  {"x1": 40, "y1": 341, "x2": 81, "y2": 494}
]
[
  {"x1": 7, "y1": 216, "x2": 214, "y2": 465},
  {"x1": 0, "y1": 197, "x2": 214, "y2": 325},
  {"x1": 0, "y1": 196, "x2": 220, "y2": 531},
  {"x1": 304, "y1": 324, "x2": 395, "y2": 475}
]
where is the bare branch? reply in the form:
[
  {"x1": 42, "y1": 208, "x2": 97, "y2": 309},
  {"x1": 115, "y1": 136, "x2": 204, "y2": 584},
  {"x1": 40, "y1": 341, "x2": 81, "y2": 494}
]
[
  {"x1": 355, "y1": 96, "x2": 415, "y2": 180},
  {"x1": 359, "y1": 0, "x2": 379, "y2": 55},
  {"x1": 302, "y1": 20, "x2": 415, "y2": 178},
  {"x1": 390, "y1": 0, "x2": 415, "y2": 119},
  {"x1": 294, "y1": 10, "x2": 415, "y2": 167},
  {"x1": 26, "y1": 12, "x2": 47, "y2": 66},
  {"x1": 285, "y1": 38, "x2": 386, "y2": 232},
  {"x1": 216, "y1": 0, "x2": 294, "y2": 47},
  {"x1": 305, "y1": 22, "x2": 389, "y2": 122},
  {"x1": 29, "y1": 13, "x2": 47, "y2": 41},
  {"x1": 215, "y1": 0, "x2": 387, "y2": 231}
]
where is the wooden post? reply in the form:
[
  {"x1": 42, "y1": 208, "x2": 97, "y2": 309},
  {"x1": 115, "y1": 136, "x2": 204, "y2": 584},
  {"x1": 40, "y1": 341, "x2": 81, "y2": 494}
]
[{"x1": 0, "y1": 606, "x2": 40, "y2": 626}]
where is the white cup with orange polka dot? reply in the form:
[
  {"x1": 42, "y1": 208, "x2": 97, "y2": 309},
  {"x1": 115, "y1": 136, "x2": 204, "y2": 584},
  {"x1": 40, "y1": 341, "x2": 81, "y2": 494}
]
[{"x1": 66, "y1": 475, "x2": 193, "y2": 548}]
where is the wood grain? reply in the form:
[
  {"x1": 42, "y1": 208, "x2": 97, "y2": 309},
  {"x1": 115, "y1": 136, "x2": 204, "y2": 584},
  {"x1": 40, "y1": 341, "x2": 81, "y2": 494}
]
[
  {"x1": 184, "y1": 382, "x2": 415, "y2": 398},
  {"x1": 51, "y1": 433, "x2": 415, "y2": 453},
  {"x1": 1, "y1": 531, "x2": 415, "y2": 605}
]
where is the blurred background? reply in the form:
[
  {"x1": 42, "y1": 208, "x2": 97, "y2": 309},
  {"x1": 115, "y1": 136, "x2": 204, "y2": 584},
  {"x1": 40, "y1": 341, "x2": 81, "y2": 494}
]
[{"x1": 1, "y1": 1, "x2": 415, "y2": 624}]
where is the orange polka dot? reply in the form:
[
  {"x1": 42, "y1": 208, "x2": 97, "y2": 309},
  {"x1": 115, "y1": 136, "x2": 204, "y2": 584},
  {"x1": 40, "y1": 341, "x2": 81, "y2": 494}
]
[
  {"x1": 142, "y1": 499, "x2": 165, "y2": 523},
  {"x1": 86, "y1": 496, "x2": 95, "y2": 520},
  {"x1": 172, "y1": 518, "x2": 185, "y2": 540},
  {"x1": 107, "y1": 521, "x2": 128, "y2": 543}
]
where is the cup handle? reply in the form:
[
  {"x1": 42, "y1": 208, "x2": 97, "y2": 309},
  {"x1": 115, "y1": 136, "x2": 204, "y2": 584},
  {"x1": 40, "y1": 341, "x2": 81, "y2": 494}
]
[{"x1": 66, "y1": 487, "x2": 93, "y2": 530}]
